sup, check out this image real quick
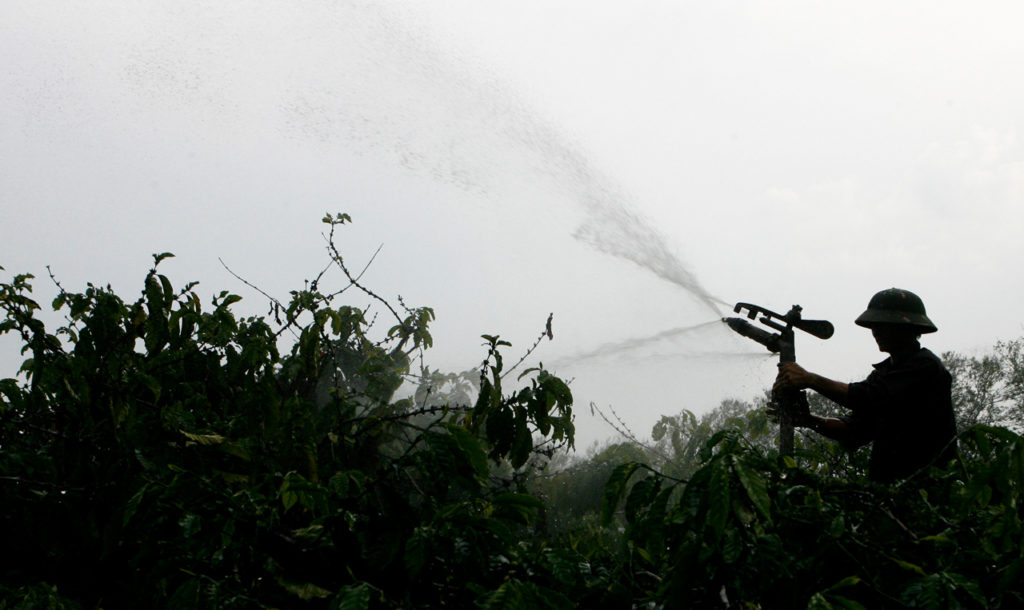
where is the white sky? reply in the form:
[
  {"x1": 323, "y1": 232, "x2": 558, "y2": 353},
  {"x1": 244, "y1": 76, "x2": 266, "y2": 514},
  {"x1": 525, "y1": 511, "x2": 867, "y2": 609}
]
[{"x1": 3, "y1": 1, "x2": 1023, "y2": 448}]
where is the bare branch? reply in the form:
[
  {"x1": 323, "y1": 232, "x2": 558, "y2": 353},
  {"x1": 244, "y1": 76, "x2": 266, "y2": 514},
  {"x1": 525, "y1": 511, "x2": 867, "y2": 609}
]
[
  {"x1": 218, "y1": 258, "x2": 301, "y2": 340},
  {"x1": 322, "y1": 227, "x2": 402, "y2": 325},
  {"x1": 590, "y1": 401, "x2": 673, "y2": 463},
  {"x1": 322, "y1": 243, "x2": 384, "y2": 303},
  {"x1": 219, "y1": 258, "x2": 284, "y2": 310},
  {"x1": 501, "y1": 313, "x2": 554, "y2": 380}
]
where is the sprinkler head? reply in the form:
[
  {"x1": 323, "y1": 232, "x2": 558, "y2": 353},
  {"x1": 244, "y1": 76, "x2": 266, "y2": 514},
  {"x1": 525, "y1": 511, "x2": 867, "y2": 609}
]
[{"x1": 723, "y1": 316, "x2": 781, "y2": 353}]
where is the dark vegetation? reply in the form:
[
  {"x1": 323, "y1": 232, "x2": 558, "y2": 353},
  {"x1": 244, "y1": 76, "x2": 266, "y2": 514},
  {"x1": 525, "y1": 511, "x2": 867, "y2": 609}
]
[{"x1": 1, "y1": 216, "x2": 1023, "y2": 608}]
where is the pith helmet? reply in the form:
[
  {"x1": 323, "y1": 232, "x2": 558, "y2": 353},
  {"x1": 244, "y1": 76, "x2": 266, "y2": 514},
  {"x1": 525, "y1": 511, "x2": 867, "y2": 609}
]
[{"x1": 855, "y1": 288, "x2": 937, "y2": 333}]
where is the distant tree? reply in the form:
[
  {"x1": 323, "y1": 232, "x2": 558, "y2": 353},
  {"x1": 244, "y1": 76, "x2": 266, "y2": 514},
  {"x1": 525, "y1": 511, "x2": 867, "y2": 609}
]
[
  {"x1": 649, "y1": 398, "x2": 768, "y2": 479},
  {"x1": 529, "y1": 440, "x2": 647, "y2": 534},
  {"x1": 943, "y1": 339, "x2": 1024, "y2": 431}
]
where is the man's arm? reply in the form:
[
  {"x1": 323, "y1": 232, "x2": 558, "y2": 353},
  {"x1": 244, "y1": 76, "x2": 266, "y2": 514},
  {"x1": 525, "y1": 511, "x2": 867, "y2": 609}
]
[
  {"x1": 804, "y1": 415, "x2": 860, "y2": 444},
  {"x1": 766, "y1": 402, "x2": 865, "y2": 445},
  {"x1": 775, "y1": 363, "x2": 849, "y2": 405},
  {"x1": 771, "y1": 363, "x2": 868, "y2": 446}
]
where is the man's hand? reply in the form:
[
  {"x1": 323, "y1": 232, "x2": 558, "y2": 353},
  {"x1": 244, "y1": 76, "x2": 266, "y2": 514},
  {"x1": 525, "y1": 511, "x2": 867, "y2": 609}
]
[
  {"x1": 774, "y1": 363, "x2": 850, "y2": 405},
  {"x1": 774, "y1": 363, "x2": 814, "y2": 392}
]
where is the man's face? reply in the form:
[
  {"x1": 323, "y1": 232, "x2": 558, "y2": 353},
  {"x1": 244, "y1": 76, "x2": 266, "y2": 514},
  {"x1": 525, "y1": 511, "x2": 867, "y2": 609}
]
[{"x1": 871, "y1": 325, "x2": 919, "y2": 353}]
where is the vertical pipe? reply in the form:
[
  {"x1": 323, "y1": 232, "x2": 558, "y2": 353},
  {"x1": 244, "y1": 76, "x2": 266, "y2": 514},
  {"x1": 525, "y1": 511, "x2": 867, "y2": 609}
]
[{"x1": 777, "y1": 331, "x2": 796, "y2": 456}]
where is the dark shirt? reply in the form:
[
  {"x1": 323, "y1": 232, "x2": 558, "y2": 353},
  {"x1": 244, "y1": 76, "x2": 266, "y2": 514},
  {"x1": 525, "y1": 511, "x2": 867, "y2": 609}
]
[{"x1": 843, "y1": 347, "x2": 957, "y2": 483}]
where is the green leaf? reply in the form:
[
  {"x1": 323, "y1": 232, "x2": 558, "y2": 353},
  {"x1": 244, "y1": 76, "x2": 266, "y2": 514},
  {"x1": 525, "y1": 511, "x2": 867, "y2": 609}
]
[
  {"x1": 492, "y1": 492, "x2": 545, "y2": 524},
  {"x1": 829, "y1": 597, "x2": 867, "y2": 610},
  {"x1": 282, "y1": 490, "x2": 299, "y2": 512},
  {"x1": 943, "y1": 571, "x2": 986, "y2": 606},
  {"x1": 809, "y1": 592, "x2": 867, "y2": 610},
  {"x1": 482, "y1": 580, "x2": 517, "y2": 610},
  {"x1": 474, "y1": 376, "x2": 493, "y2": 419},
  {"x1": 891, "y1": 557, "x2": 927, "y2": 576},
  {"x1": 139, "y1": 373, "x2": 161, "y2": 402},
  {"x1": 144, "y1": 274, "x2": 163, "y2": 309},
  {"x1": 624, "y1": 475, "x2": 661, "y2": 524},
  {"x1": 404, "y1": 528, "x2": 429, "y2": 578},
  {"x1": 122, "y1": 484, "x2": 149, "y2": 527},
  {"x1": 706, "y1": 458, "x2": 731, "y2": 541},
  {"x1": 825, "y1": 576, "x2": 862, "y2": 592},
  {"x1": 916, "y1": 534, "x2": 955, "y2": 549},
  {"x1": 179, "y1": 430, "x2": 225, "y2": 445},
  {"x1": 899, "y1": 573, "x2": 945, "y2": 608},
  {"x1": 601, "y1": 462, "x2": 643, "y2": 524},
  {"x1": 481, "y1": 579, "x2": 571, "y2": 610},
  {"x1": 178, "y1": 513, "x2": 200, "y2": 538},
  {"x1": 721, "y1": 527, "x2": 743, "y2": 564},
  {"x1": 219, "y1": 440, "x2": 251, "y2": 461},
  {"x1": 159, "y1": 274, "x2": 174, "y2": 304},
  {"x1": 544, "y1": 549, "x2": 584, "y2": 586},
  {"x1": 509, "y1": 415, "x2": 533, "y2": 468},
  {"x1": 329, "y1": 581, "x2": 370, "y2": 610},
  {"x1": 448, "y1": 424, "x2": 489, "y2": 479},
  {"x1": 733, "y1": 456, "x2": 771, "y2": 522},
  {"x1": 281, "y1": 580, "x2": 333, "y2": 600},
  {"x1": 828, "y1": 515, "x2": 846, "y2": 539},
  {"x1": 997, "y1": 557, "x2": 1024, "y2": 596},
  {"x1": 290, "y1": 524, "x2": 325, "y2": 542}
]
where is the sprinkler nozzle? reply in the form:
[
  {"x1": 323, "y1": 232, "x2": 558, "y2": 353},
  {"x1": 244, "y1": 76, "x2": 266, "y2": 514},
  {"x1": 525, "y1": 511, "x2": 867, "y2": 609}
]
[{"x1": 723, "y1": 316, "x2": 781, "y2": 353}]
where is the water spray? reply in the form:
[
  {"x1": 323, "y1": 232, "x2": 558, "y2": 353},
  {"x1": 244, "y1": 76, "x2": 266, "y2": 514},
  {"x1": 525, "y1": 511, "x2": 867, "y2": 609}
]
[{"x1": 722, "y1": 302, "x2": 833, "y2": 455}]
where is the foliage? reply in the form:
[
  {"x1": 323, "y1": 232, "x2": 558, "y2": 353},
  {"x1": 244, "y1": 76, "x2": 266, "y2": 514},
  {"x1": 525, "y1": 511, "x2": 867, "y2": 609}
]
[
  {"x1": 649, "y1": 397, "x2": 774, "y2": 479},
  {"x1": 0, "y1": 217, "x2": 575, "y2": 608},
  {"x1": 529, "y1": 440, "x2": 648, "y2": 534},
  {"x1": 547, "y1": 346, "x2": 1024, "y2": 608},
  {"x1": 5, "y1": 215, "x2": 1024, "y2": 608},
  {"x1": 600, "y1": 424, "x2": 1024, "y2": 608}
]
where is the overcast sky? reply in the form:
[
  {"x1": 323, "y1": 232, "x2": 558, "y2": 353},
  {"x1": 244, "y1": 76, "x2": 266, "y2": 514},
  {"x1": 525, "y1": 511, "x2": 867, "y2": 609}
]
[{"x1": 3, "y1": 2, "x2": 1023, "y2": 448}]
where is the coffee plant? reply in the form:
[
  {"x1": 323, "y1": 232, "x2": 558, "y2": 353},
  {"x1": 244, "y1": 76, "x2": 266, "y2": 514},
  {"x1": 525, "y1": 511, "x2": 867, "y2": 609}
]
[{"x1": 3, "y1": 215, "x2": 1023, "y2": 608}]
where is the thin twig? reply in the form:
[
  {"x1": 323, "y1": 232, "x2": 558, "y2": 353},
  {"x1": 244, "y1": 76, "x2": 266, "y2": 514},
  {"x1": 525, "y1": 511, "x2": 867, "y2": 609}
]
[
  {"x1": 308, "y1": 259, "x2": 335, "y2": 294},
  {"x1": 322, "y1": 229, "x2": 402, "y2": 325},
  {"x1": 404, "y1": 468, "x2": 427, "y2": 497},
  {"x1": 501, "y1": 313, "x2": 554, "y2": 380},
  {"x1": 0, "y1": 475, "x2": 88, "y2": 493},
  {"x1": 45, "y1": 265, "x2": 69, "y2": 297},
  {"x1": 219, "y1": 258, "x2": 284, "y2": 310},
  {"x1": 342, "y1": 403, "x2": 470, "y2": 430},
  {"x1": 218, "y1": 258, "x2": 301, "y2": 340},
  {"x1": 323, "y1": 243, "x2": 384, "y2": 303},
  {"x1": 590, "y1": 401, "x2": 673, "y2": 463},
  {"x1": 591, "y1": 401, "x2": 642, "y2": 445}
]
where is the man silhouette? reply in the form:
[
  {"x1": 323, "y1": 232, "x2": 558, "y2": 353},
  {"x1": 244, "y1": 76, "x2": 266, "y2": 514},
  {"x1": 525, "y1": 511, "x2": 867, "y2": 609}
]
[{"x1": 773, "y1": 288, "x2": 957, "y2": 482}]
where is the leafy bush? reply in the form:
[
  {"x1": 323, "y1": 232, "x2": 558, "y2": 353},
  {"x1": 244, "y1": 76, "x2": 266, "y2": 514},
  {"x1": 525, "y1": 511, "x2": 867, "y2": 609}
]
[
  {"x1": 4, "y1": 216, "x2": 1024, "y2": 608},
  {"x1": 602, "y1": 425, "x2": 1024, "y2": 608},
  {"x1": 0, "y1": 216, "x2": 575, "y2": 608}
]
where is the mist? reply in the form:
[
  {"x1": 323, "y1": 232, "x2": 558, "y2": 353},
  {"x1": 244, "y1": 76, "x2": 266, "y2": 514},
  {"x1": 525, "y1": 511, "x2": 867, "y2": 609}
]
[{"x1": 3, "y1": 1, "x2": 1023, "y2": 447}]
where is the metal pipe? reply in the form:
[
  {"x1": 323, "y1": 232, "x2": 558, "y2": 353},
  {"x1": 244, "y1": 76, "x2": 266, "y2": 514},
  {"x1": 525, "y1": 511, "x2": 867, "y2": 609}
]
[{"x1": 722, "y1": 317, "x2": 780, "y2": 352}]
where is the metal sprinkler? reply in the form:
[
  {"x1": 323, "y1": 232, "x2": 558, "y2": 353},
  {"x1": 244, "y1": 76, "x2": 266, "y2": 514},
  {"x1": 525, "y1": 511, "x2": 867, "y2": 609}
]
[{"x1": 723, "y1": 303, "x2": 834, "y2": 456}]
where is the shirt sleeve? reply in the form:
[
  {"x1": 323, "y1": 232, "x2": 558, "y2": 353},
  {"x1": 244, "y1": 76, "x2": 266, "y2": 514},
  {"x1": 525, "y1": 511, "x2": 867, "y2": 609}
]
[
  {"x1": 846, "y1": 358, "x2": 934, "y2": 415},
  {"x1": 838, "y1": 411, "x2": 873, "y2": 450}
]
